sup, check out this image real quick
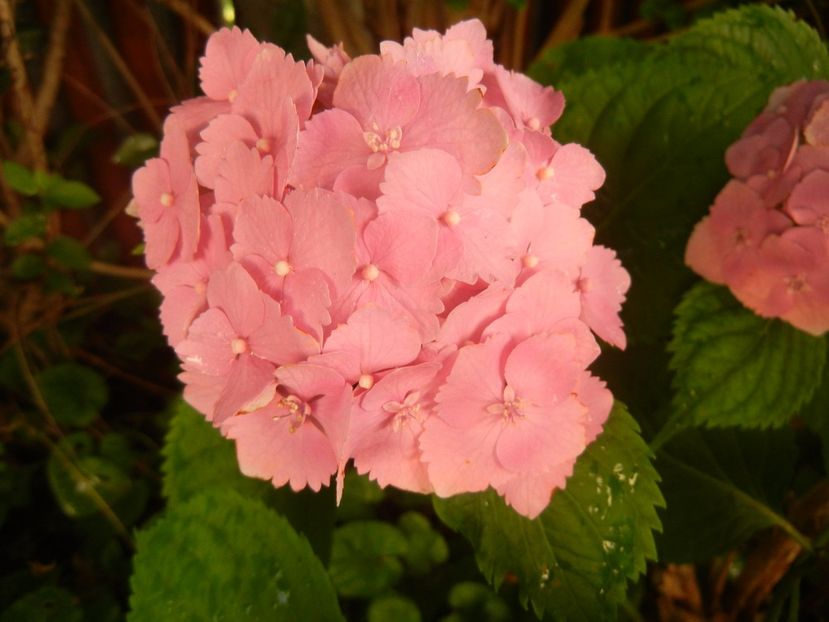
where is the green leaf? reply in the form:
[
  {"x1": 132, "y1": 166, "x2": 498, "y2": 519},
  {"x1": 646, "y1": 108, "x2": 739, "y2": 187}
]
[
  {"x1": 398, "y1": 511, "x2": 448, "y2": 575},
  {"x1": 528, "y1": 37, "x2": 650, "y2": 87},
  {"x1": 656, "y1": 426, "x2": 801, "y2": 562},
  {"x1": 550, "y1": 6, "x2": 829, "y2": 347},
  {"x1": 40, "y1": 177, "x2": 100, "y2": 209},
  {"x1": 4, "y1": 213, "x2": 47, "y2": 246},
  {"x1": 47, "y1": 453, "x2": 130, "y2": 518},
  {"x1": 162, "y1": 400, "x2": 283, "y2": 505},
  {"x1": 162, "y1": 400, "x2": 335, "y2": 561},
  {"x1": 433, "y1": 404, "x2": 662, "y2": 621},
  {"x1": 0, "y1": 586, "x2": 83, "y2": 622},
  {"x1": 800, "y1": 362, "x2": 829, "y2": 474},
  {"x1": 336, "y1": 469, "x2": 385, "y2": 520},
  {"x1": 38, "y1": 363, "x2": 108, "y2": 427},
  {"x1": 46, "y1": 236, "x2": 91, "y2": 271},
  {"x1": 128, "y1": 489, "x2": 344, "y2": 622},
  {"x1": 328, "y1": 520, "x2": 409, "y2": 598},
  {"x1": 669, "y1": 282, "x2": 827, "y2": 428},
  {"x1": 10, "y1": 254, "x2": 45, "y2": 279},
  {"x1": 1, "y1": 161, "x2": 37, "y2": 196},
  {"x1": 113, "y1": 133, "x2": 159, "y2": 168},
  {"x1": 368, "y1": 595, "x2": 421, "y2": 622}
]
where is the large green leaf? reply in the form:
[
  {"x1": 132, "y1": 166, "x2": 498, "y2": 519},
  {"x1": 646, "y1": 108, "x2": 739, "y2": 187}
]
[
  {"x1": 128, "y1": 489, "x2": 344, "y2": 622},
  {"x1": 669, "y1": 282, "x2": 827, "y2": 429},
  {"x1": 161, "y1": 400, "x2": 335, "y2": 561},
  {"x1": 433, "y1": 404, "x2": 662, "y2": 621},
  {"x1": 656, "y1": 426, "x2": 802, "y2": 562}
]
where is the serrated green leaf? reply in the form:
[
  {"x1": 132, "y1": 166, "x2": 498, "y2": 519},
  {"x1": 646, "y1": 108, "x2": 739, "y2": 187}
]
[
  {"x1": 398, "y1": 511, "x2": 448, "y2": 575},
  {"x1": 38, "y1": 363, "x2": 108, "y2": 427},
  {"x1": 162, "y1": 400, "x2": 286, "y2": 504},
  {"x1": 656, "y1": 426, "x2": 801, "y2": 562},
  {"x1": 113, "y1": 133, "x2": 159, "y2": 168},
  {"x1": 433, "y1": 404, "x2": 662, "y2": 621},
  {"x1": 328, "y1": 520, "x2": 409, "y2": 598},
  {"x1": 46, "y1": 236, "x2": 91, "y2": 271},
  {"x1": 527, "y1": 37, "x2": 650, "y2": 87},
  {"x1": 368, "y1": 595, "x2": 421, "y2": 622},
  {"x1": 4, "y1": 213, "x2": 47, "y2": 246},
  {"x1": 0, "y1": 586, "x2": 83, "y2": 622},
  {"x1": 10, "y1": 254, "x2": 45, "y2": 279},
  {"x1": 162, "y1": 400, "x2": 335, "y2": 561},
  {"x1": 669, "y1": 282, "x2": 827, "y2": 428},
  {"x1": 1, "y1": 161, "x2": 37, "y2": 196},
  {"x1": 550, "y1": 5, "x2": 829, "y2": 349},
  {"x1": 47, "y1": 453, "x2": 130, "y2": 518},
  {"x1": 128, "y1": 490, "x2": 344, "y2": 622}
]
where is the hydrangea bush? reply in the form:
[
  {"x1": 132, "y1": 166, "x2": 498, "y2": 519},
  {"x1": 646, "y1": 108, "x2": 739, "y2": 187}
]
[{"x1": 132, "y1": 20, "x2": 630, "y2": 519}]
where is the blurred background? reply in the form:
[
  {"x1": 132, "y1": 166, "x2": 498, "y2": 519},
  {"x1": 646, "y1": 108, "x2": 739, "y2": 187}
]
[{"x1": 0, "y1": 1, "x2": 826, "y2": 620}]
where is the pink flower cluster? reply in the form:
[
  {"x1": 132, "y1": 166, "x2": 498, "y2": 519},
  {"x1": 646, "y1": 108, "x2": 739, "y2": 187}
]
[
  {"x1": 132, "y1": 21, "x2": 630, "y2": 518},
  {"x1": 686, "y1": 80, "x2": 829, "y2": 335}
]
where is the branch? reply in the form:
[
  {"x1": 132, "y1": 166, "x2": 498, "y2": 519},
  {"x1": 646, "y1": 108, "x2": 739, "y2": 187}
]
[
  {"x1": 31, "y1": 0, "x2": 72, "y2": 152},
  {"x1": 72, "y1": 0, "x2": 162, "y2": 130},
  {"x1": 0, "y1": 0, "x2": 48, "y2": 170},
  {"x1": 155, "y1": 0, "x2": 214, "y2": 37},
  {"x1": 89, "y1": 260, "x2": 152, "y2": 280}
]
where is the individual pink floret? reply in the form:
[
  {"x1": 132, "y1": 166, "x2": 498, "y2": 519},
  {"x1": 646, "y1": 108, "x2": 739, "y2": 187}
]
[
  {"x1": 231, "y1": 190, "x2": 355, "y2": 340},
  {"x1": 199, "y1": 26, "x2": 261, "y2": 102},
  {"x1": 176, "y1": 262, "x2": 318, "y2": 423},
  {"x1": 483, "y1": 65, "x2": 564, "y2": 133},
  {"x1": 379, "y1": 19, "x2": 493, "y2": 87},
  {"x1": 223, "y1": 363, "x2": 352, "y2": 492},
  {"x1": 132, "y1": 116, "x2": 201, "y2": 268},
  {"x1": 291, "y1": 55, "x2": 506, "y2": 197}
]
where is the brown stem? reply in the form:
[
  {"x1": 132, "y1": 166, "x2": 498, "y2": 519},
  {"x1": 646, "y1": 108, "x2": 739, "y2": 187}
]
[
  {"x1": 89, "y1": 260, "x2": 152, "y2": 280},
  {"x1": 31, "y1": 0, "x2": 73, "y2": 149},
  {"x1": 155, "y1": 0, "x2": 214, "y2": 37},
  {"x1": 0, "y1": 0, "x2": 48, "y2": 171},
  {"x1": 72, "y1": 0, "x2": 162, "y2": 130}
]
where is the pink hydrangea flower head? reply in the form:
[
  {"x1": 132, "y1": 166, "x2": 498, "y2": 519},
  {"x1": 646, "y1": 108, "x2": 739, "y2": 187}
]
[
  {"x1": 688, "y1": 80, "x2": 829, "y2": 335},
  {"x1": 136, "y1": 20, "x2": 629, "y2": 517}
]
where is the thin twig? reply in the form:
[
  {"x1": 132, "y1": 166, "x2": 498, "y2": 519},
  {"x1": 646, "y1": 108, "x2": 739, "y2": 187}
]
[
  {"x1": 89, "y1": 260, "x2": 152, "y2": 280},
  {"x1": 31, "y1": 0, "x2": 72, "y2": 150},
  {"x1": 533, "y1": 0, "x2": 590, "y2": 62},
  {"x1": 73, "y1": 347, "x2": 175, "y2": 397},
  {"x1": 72, "y1": 0, "x2": 162, "y2": 130},
  {"x1": 155, "y1": 0, "x2": 214, "y2": 36},
  {"x1": 0, "y1": 0, "x2": 48, "y2": 171}
]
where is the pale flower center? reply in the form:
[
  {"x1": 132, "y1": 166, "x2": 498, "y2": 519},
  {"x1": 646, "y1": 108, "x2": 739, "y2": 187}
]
[
  {"x1": 486, "y1": 385, "x2": 525, "y2": 422},
  {"x1": 442, "y1": 209, "x2": 461, "y2": 227},
  {"x1": 527, "y1": 116, "x2": 541, "y2": 131},
  {"x1": 361, "y1": 264, "x2": 380, "y2": 281},
  {"x1": 383, "y1": 390, "x2": 424, "y2": 432},
  {"x1": 160, "y1": 192, "x2": 175, "y2": 207},
  {"x1": 358, "y1": 373, "x2": 375, "y2": 390},
  {"x1": 522, "y1": 254, "x2": 540, "y2": 269},
  {"x1": 227, "y1": 89, "x2": 238, "y2": 103},
  {"x1": 363, "y1": 122, "x2": 403, "y2": 153},
  {"x1": 274, "y1": 260, "x2": 292, "y2": 276},
  {"x1": 274, "y1": 394, "x2": 312, "y2": 433},
  {"x1": 231, "y1": 338, "x2": 248, "y2": 355},
  {"x1": 536, "y1": 166, "x2": 554, "y2": 181},
  {"x1": 256, "y1": 137, "x2": 271, "y2": 153}
]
